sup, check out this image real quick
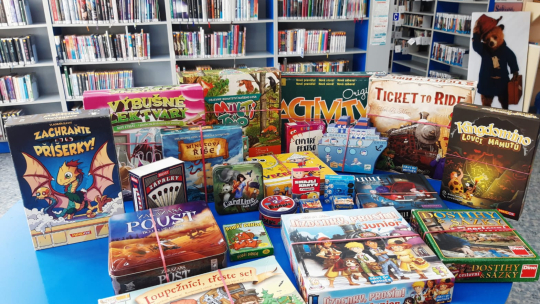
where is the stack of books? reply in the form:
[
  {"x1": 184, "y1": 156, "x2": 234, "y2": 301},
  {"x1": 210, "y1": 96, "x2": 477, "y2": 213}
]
[
  {"x1": 170, "y1": 0, "x2": 258, "y2": 21},
  {"x1": 278, "y1": 0, "x2": 367, "y2": 20},
  {"x1": 0, "y1": 0, "x2": 32, "y2": 26},
  {"x1": 0, "y1": 36, "x2": 38, "y2": 66},
  {"x1": 61, "y1": 68, "x2": 133, "y2": 99},
  {"x1": 279, "y1": 60, "x2": 350, "y2": 72},
  {"x1": 173, "y1": 26, "x2": 246, "y2": 58},
  {"x1": 0, "y1": 74, "x2": 39, "y2": 103},
  {"x1": 55, "y1": 30, "x2": 151, "y2": 62},
  {"x1": 278, "y1": 29, "x2": 347, "y2": 55},
  {"x1": 431, "y1": 42, "x2": 468, "y2": 67},
  {"x1": 49, "y1": 0, "x2": 160, "y2": 24}
]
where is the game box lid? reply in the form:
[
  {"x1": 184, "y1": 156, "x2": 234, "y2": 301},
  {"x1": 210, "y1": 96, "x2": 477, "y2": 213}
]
[
  {"x1": 5, "y1": 108, "x2": 110, "y2": 126},
  {"x1": 108, "y1": 202, "x2": 226, "y2": 277}
]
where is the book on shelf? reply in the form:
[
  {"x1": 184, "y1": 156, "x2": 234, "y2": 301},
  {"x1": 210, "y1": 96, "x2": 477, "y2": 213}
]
[
  {"x1": 401, "y1": 14, "x2": 432, "y2": 28},
  {"x1": 55, "y1": 30, "x2": 150, "y2": 62},
  {"x1": 278, "y1": 29, "x2": 347, "y2": 55},
  {"x1": 397, "y1": 0, "x2": 433, "y2": 13},
  {"x1": 0, "y1": 73, "x2": 39, "y2": 103},
  {"x1": 49, "y1": 0, "x2": 160, "y2": 24},
  {"x1": 278, "y1": 0, "x2": 367, "y2": 20},
  {"x1": 170, "y1": 0, "x2": 258, "y2": 21},
  {"x1": 0, "y1": 108, "x2": 24, "y2": 141},
  {"x1": 434, "y1": 13, "x2": 471, "y2": 34},
  {"x1": 431, "y1": 42, "x2": 468, "y2": 67},
  {"x1": 0, "y1": 0, "x2": 33, "y2": 26},
  {"x1": 279, "y1": 59, "x2": 350, "y2": 72},
  {"x1": 173, "y1": 25, "x2": 246, "y2": 58},
  {"x1": 61, "y1": 68, "x2": 133, "y2": 99},
  {"x1": 0, "y1": 36, "x2": 38, "y2": 66}
]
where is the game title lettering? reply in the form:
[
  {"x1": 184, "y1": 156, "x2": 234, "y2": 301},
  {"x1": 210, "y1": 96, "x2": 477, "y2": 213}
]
[
  {"x1": 369, "y1": 287, "x2": 406, "y2": 301},
  {"x1": 108, "y1": 95, "x2": 187, "y2": 125},
  {"x1": 213, "y1": 100, "x2": 256, "y2": 127},
  {"x1": 455, "y1": 121, "x2": 531, "y2": 148},
  {"x1": 323, "y1": 294, "x2": 367, "y2": 304},
  {"x1": 33, "y1": 125, "x2": 95, "y2": 157},
  {"x1": 223, "y1": 198, "x2": 259, "y2": 209},
  {"x1": 126, "y1": 211, "x2": 196, "y2": 233},
  {"x1": 471, "y1": 264, "x2": 520, "y2": 279},
  {"x1": 294, "y1": 138, "x2": 316, "y2": 152},
  {"x1": 290, "y1": 212, "x2": 399, "y2": 227},
  {"x1": 374, "y1": 87, "x2": 466, "y2": 105},
  {"x1": 158, "y1": 268, "x2": 190, "y2": 284},
  {"x1": 147, "y1": 175, "x2": 183, "y2": 192},
  {"x1": 281, "y1": 97, "x2": 366, "y2": 123},
  {"x1": 355, "y1": 176, "x2": 382, "y2": 183},
  {"x1": 361, "y1": 220, "x2": 404, "y2": 230},
  {"x1": 420, "y1": 211, "x2": 506, "y2": 226}
]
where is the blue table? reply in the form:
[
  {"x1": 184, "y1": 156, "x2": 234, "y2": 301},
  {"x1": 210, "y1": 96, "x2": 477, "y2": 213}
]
[{"x1": 0, "y1": 178, "x2": 512, "y2": 304}]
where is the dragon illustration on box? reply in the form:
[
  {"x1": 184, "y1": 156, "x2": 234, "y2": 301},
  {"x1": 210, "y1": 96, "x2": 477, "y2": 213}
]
[{"x1": 22, "y1": 142, "x2": 116, "y2": 220}]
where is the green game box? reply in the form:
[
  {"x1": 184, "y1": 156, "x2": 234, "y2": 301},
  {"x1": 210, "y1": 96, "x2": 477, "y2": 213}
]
[
  {"x1": 411, "y1": 209, "x2": 540, "y2": 282},
  {"x1": 223, "y1": 220, "x2": 274, "y2": 261}
]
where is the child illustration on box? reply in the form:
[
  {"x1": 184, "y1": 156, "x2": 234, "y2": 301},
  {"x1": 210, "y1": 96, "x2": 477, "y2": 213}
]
[
  {"x1": 365, "y1": 240, "x2": 409, "y2": 281},
  {"x1": 434, "y1": 279, "x2": 454, "y2": 298},
  {"x1": 233, "y1": 174, "x2": 251, "y2": 199},
  {"x1": 423, "y1": 280, "x2": 437, "y2": 304},
  {"x1": 410, "y1": 281, "x2": 426, "y2": 304},
  {"x1": 386, "y1": 239, "x2": 430, "y2": 279},
  {"x1": 316, "y1": 237, "x2": 360, "y2": 287},
  {"x1": 345, "y1": 242, "x2": 387, "y2": 283}
]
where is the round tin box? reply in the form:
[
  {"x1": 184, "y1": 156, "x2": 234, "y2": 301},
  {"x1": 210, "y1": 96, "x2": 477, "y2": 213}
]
[{"x1": 259, "y1": 195, "x2": 297, "y2": 227}]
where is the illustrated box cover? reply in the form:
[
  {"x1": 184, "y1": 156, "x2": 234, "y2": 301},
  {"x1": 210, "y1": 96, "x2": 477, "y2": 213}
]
[
  {"x1": 99, "y1": 256, "x2": 305, "y2": 304},
  {"x1": 83, "y1": 85, "x2": 205, "y2": 194},
  {"x1": 440, "y1": 103, "x2": 540, "y2": 220},
  {"x1": 179, "y1": 67, "x2": 282, "y2": 157},
  {"x1": 284, "y1": 121, "x2": 326, "y2": 153},
  {"x1": 223, "y1": 220, "x2": 274, "y2": 261},
  {"x1": 323, "y1": 175, "x2": 355, "y2": 204},
  {"x1": 161, "y1": 125, "x2": 244, "y2": 202},
  {"x1": 108, "y1": 202, "x2": 227, "y2": 294},
  {"x1": 355, "y1": 174, "x2": 448, "y2": 220},
  {"x1": 281, "y1": 207, "x2": 455, "y2": 304},
  {"x1": 6, "y1": 109, "x2": 124, "y2": 250},
  {"x1": 412, "y1": 209, "x2": 540, "y2": 282},
  {"x1": 367, "y1": 74, "x2": 477, "y2": 179}
]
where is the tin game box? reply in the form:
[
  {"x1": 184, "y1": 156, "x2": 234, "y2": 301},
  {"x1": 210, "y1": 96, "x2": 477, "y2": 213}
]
[
  {"x1": 223, "y1": 220, "x2": 274, "y2": 261},
  {"x1": 129, "y1": 157, "x2": 187, "y2": 211},
  {"x1": 440, "y1": 103, "x2": 540, "y2": 220},
  {"x1": 213, "y1": 162, "x2": 265, "y2": 215},
  {"x1": 108, "y1": 202, "x2": 227, "y2": 294},
  {"x1": 411, "y1": 209, "x2": 540, "y2": 282},
  {"x1": 6, "y1": 109, "x2": 124, "y2": 250},
  {"x1": 281, "y1": 207, "x2": 455, "y2": 304},
  {"x1": 99, "y1": 256, "x2": 305, "y2": 304},
  {"x1": 355, "y1": 174, "x2": 448, "y2": 221},
  {"x1": 179, "y1": 67, "x2": 282, "y2": 157},
  {"x1": 161, "y1": 125, "x2": 244, "y2": 202}
]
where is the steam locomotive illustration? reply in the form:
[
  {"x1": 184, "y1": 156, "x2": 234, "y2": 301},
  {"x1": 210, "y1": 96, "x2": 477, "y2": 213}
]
[{"x1": 385, "y1": 112, "x2": 441, "y2": 172}]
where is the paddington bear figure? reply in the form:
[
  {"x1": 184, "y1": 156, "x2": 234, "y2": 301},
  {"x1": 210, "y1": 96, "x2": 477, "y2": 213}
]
[{"x1": 472, "y1": 14, "x2": 519, "y2": 110}]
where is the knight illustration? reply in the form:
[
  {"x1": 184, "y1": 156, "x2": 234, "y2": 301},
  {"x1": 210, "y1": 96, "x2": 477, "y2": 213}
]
[{"x1": 23, "y1": 142, "x2": 116, "y2": 220}]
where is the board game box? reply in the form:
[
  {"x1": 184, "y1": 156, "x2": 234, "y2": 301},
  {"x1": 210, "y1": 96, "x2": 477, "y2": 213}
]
[
  {"x1": 323, "y1": 175, "x2": 355, "y2": 204},
  {"x1": 213, "y1": 162, "x2": 265, "y2": 215},
  {"x1": 108, "y1": 202, "x2": 227, "y2": 294},
  {"x1": 161, "y1": 125, "x2": 244, "y2": 202},
  {"x1": 179, "y1": 67, "x2": 282, "y2": 157},
  {"x1": 411, "y1": 209, "x2": 540, "y2": 282},
  {"x1": 367, "y1": 75, "x2": 477, "y2": 178},
  {"x1": 284, "y1": 121, "x2": 326, "y2": 153},
  {"x1": 355, "y1": 174, "x2": 448, "y2": 221},
  {"x1": 440, "y1": 103, "x2": 540, "y2": 220},
  {"x1": 223, "y1": 220, "x2": 274, "y2": 261},
  {"x1": 291, "y1": 167, "x2": 320, "y2": 202},
  {"x1": 281, "y1": 207, "x2": 455, "y2": 304},
  {"x1": 99, "y1": 256, "x2": 305, "y2": 304},
  {"x1": 6, "y1": 109, "x2": 124, "y2": 250},
  {"x1": 83, "y1": 85, "x2": 206, "y2": 194}
]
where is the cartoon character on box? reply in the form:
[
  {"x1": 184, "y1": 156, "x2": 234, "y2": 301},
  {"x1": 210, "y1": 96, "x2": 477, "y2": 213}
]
[
  {"x1": 231, "y1": 230, "x2": 261, "y2": 250},
  {"x1": 287, "y1": 153, "x2": 309, "y2": 167},
  {"x1": 365, "y1": 240, "x2": 409, "y2": 280},
  {"x1": 345, "y1": 242, "x2": 387, "y2": 282},
  {"x1": 472, "y1": 14, "x2": 519, "y2": 109},
  {"x1": 291, "y1": 167, "x2": 320, "y2": 202},
  {"x1": 315, "y1": 237, "x2": 360, "y2": 288}
]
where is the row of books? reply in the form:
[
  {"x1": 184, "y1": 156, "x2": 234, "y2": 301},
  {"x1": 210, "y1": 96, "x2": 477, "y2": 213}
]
[
  {"x1": 0, "y1": 36, "x2": 38, "y2": 67},
  {"x1": 0, "y1": 109, "x2": 24, "y2": 141},
  {"x1": 397, "y1": 0, "x2": 432, "y2": 14},
  {"x1": 279, "y1": 60, "x2": 350, "y2": 72},
  {"x1": 434, "y1": 13, "x2": 472, "y2": 34},
  {"x1": 55, "y1": 31, "x2": 151, "y2": 62},
  {"x1": 61, "y1": 68, "x2": 133, "y2": 99},
  {"x1": 173, "y1": 26, "x2": 246, "y2": 58},
  {"x1": 402, "y1": 14, "x2": 432, "y2": 28},
  {"x1": 278, "y1": 0, "x2": 367, "y2": 20},
  {"x1": 431, "y1": 42, "x2": 468, "y2": 67},
  {"x1": 49, "y1": 0, "x2": 160, "y2": 24},
  {"x1": 0, "y1": 73, "x2": 39, "y2": 103},
  {"x1": 170, "y1": 0, "x2": 258, "y2": 21},
  {"x1": 429, "y1": 70, "x2": 461, "y2": 79},
  {"x1": 0, "y1": 0, "x2": 32, "y2": 26},
  {"x1": 278, "y1": 29, "x2": 347, "y2": 55}
]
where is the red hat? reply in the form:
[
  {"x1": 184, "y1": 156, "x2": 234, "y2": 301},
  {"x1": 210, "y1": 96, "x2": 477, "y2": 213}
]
[{"x1": 476, "y1": 14, "x2": 503, "y2": 41}]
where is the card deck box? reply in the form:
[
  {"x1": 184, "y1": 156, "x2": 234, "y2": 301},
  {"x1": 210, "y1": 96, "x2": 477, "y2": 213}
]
[
  {"x1": 223, "y1": 220, "x2": 274, "y2": 261},
  {"x1": 323, "y1": 175, "x2": 355, "y2": 204},
  {"x1": 440, "y1": 103, "x2": 540, "y2": 220},
  {"x1": 247, "y1": 151, "x2": 336, "y2": 196},
  {"x1": 212, "y1": 161, "x2": 265, "y2": 215},
  {"x1": 355, "y1": 174, "x2": 448, "y2": 221},
  {"x1": 411, "y1": 209, "x2": 540, "y2": 282},
  {"x1": 291, "y1": 167, "x2": 320, "y2": 202},
  {"x1": 284, "y1": 121, "x2": 326, "y2": 153},
  {"x1": 99, "y1": 256, "x2": 305, "y2": 304},
  {"x1": 161, "y1": 125, "x2": 244, "y2": 202},
  {"x1": 108, "y1": 202, "x2": 227, "y2": 294},
  {"x1": 6, "y1": 109, "x2": 124, "y2": 250},
  {"x1": 179, "y1": 67, "x2": 282, "y2": 157},
  {"x1": 83, "y1": 85, "x2": 206, "y2": 194},
  {"x1": 281, "y1": 207, "x2": 455, "y2": 303},
  {"x1": 128, "y1": 157, "x2": 187, "y2": 211},
  {"x1": 332, "y1": 195, "x2": 354, "y2": 210},
  {"x1": 367, "y1": 74, "x2": 477, "y2": 179},
  {"x1": 299, "y1": 198, "x2": 323, "y2": 212}
]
